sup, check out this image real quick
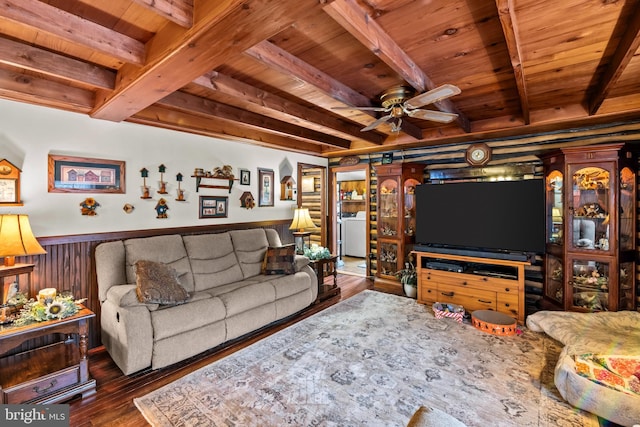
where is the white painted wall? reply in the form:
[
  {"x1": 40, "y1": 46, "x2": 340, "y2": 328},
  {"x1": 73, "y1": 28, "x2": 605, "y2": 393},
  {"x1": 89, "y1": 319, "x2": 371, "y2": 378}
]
[{"x1": 0, "y1": 99, "x2": 327, "y2": 237}]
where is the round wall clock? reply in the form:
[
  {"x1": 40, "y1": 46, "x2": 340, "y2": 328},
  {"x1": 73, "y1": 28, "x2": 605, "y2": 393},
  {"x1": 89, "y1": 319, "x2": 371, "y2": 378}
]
[{"x1": 465, "y1": 143, "x2": 492, "y2": 167}]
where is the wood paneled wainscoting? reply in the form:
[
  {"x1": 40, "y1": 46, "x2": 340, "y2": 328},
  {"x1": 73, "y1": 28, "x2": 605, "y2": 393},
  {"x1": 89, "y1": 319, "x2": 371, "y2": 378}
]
[{"x1": 10, "y1": 220, "x2": 293, "y2": 354}]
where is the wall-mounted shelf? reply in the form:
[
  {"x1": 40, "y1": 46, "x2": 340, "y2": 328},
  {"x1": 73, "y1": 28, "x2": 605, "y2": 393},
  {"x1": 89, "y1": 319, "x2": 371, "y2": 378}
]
[{"x1": 191, "y1": 176, "x2": 237, "y2": 193}]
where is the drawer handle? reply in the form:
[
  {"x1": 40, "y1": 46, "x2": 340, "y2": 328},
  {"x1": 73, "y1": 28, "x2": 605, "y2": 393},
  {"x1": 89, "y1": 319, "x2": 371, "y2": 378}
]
[
  {"x1": 441, "y1": 292, "x2": 454, "y2": 297},
  {"x1": 482, "y1": 277, "x2": 488, "y2": 281},
  {"x1": 34, "y1": 379, "x2": 57, "y2": 394},
  {"x1": 478, "y1": 299, "x2": 492, "y2": 304},
  {"x1": 505, "y1": 303, "x2": 510, "y2": 307},
  {"x1": 505, "y1": 288, "x2": 510, "y2": 292},
  {"x1": 462, "y1": 281, "x2": 468, "y2": 286}
]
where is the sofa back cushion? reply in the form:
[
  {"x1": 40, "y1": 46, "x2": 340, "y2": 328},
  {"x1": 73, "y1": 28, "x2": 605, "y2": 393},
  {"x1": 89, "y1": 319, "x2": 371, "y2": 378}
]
[
  {"x1": 229, "y1": 229, "x2": 271, "y2": 278},
  {"x1": 183, "y1": 232, "x2": 244, "y2": 291},
  {"x1": 124, "y1": 235, "x2": 195, "y2": 292}
]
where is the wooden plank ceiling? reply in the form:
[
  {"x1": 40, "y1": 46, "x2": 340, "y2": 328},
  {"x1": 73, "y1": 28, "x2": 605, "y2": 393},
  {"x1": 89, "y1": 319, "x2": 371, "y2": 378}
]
[{"x1": 1, "y1": 0, "x2": 639, "y2": 156}]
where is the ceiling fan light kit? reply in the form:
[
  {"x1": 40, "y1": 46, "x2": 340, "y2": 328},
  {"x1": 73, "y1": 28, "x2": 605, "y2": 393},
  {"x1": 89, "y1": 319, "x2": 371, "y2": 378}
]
[{"x1": 337, "y1": 84, "x2": 462, "y2": 133}]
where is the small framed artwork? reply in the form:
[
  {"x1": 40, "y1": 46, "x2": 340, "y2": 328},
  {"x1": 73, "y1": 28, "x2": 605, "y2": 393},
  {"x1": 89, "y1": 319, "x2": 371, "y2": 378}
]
[
  {"x1": 258, "y1": 168, "x2": 274, "y2": 207},
  {"x1": 48, "y1": 154, "x2": 125, "y2": 193},
  {"x1": 240, "y1": 169, "x2": 250, "y2": 185},
  {"x1": 382, "y1": 152, "x2": 393, "y2": 164},
  {"x1": 199, "y1": 195, "x2": 228, "y2": 218}
]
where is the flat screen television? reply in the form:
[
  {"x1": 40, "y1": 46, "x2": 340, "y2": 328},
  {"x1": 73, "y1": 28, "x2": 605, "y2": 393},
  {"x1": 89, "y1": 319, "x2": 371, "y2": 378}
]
[{"x1": 414, "y1": 179, "x2": 545, "y2": 257}]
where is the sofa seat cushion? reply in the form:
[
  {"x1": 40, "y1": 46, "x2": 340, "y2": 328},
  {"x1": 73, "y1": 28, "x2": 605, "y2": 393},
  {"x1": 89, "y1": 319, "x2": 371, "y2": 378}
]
[
  {"x1": 216, "y1": 282, "x2": 276, "y2": 317},
  {"x1": 151, "y1": 294, "x2": 226, "y2": 341},
  {"x1": 270, "y1": 272, "x2": 313, "y2": 299},
  {"x1": 125, "y1": 235, "x2": 195, "y2": 292},
  {"x1": 229, "y1": 229, "x2": 270, "y2": 279}
]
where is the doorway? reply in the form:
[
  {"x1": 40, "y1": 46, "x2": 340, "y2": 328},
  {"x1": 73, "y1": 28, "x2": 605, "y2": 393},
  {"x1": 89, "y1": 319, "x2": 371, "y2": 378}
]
[{"x1": 330, "y1": 164, "x2": 370, "y2": 277}]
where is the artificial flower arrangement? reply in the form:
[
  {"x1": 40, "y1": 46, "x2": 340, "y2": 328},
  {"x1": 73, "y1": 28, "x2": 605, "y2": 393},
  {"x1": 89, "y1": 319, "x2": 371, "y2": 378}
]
[
  {"x1": 303, "y1": 245, "x2": 331, "y2": 260},
  {"x1": 12, "y1": 292, "x2": 86, "y2": 326}
]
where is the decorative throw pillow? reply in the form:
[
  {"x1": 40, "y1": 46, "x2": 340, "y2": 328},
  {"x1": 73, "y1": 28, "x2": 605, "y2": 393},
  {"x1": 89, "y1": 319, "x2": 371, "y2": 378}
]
[
  {"x1": 262, "y1": 245, "x2": 296, "y2": 275},
  {"x1": 135, "y1": 260, "x2": 189, "y2": 305}
]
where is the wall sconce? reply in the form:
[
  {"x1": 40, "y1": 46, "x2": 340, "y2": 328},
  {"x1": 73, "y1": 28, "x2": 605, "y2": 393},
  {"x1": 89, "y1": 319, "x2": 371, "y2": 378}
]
[
  {"x1": 0, "y1": 214, "x2": 46, "y2": 267},
  {"x1": 289, "y1": 208, "x2": 317, "y2": 255}
]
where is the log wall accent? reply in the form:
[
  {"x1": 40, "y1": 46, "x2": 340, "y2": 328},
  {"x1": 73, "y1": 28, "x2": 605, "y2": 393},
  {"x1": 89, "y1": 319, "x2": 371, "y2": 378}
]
[
  {"x1": 329, "y1": 120, "x2": 640, "y2": 313},
  {"x1": 10, "y1": 220, "x2": 292, "y2": 352}
]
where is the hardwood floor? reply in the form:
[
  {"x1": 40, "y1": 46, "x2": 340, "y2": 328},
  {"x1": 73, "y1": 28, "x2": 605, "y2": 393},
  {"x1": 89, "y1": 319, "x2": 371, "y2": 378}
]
[{"x1": 68, "y1": 274, "x2": 373, "y2": 426}]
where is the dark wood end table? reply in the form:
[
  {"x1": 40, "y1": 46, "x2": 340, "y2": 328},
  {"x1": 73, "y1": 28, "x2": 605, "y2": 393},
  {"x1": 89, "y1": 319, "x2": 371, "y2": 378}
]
[
  {"x1": 309, "y1": 255, "x2": 341, "y2": 302},
  {"x1": 0, "y1": 305, "x2": 96, "y2": 404}
]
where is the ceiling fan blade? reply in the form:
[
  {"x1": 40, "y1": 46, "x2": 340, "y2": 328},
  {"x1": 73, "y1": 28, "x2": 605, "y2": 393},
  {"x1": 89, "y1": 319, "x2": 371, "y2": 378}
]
[
  {"x1": 361, "y1": 114, "x2": 392, "y2": 131},
  {"x1": 404, "y1": 84, "x2": 461, "y2": 109},
  {"x1": 332, "y1": 106, "x2": 388, "y2": 112},
  {"x1": 408, "y1": 109, "x2": 459, "y2": 123}
]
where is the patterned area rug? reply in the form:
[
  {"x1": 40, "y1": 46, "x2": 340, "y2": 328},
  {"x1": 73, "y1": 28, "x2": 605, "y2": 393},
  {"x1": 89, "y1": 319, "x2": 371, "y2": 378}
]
[{"x1": 134, "y1": 291, "x2": 598, "y2": 426}]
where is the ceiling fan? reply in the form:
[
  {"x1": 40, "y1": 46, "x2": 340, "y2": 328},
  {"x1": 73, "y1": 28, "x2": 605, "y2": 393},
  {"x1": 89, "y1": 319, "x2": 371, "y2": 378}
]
[{"x1": 335, "y1": 84, "x2": 461, "y2": 133}]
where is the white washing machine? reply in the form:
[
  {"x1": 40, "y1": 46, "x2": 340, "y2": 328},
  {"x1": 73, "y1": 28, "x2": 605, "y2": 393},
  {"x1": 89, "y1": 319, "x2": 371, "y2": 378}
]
[{"x1": 342, "y1": 211, "x2": 366, "y2": 258}]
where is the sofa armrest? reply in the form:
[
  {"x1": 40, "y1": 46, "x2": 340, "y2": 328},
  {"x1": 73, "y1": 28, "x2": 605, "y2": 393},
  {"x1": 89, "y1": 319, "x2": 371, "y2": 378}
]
[
  {"x1": 294, "y1": 254, "x2": 310, "y2": 272},
  {"x1": 105, "y1": 285, "x2": 159, "y2": 311}
]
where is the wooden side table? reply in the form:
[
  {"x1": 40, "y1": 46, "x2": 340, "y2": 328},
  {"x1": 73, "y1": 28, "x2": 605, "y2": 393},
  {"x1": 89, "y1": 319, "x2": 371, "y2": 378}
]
[
  {"x1": 0, "y1": 306, "x2": 96, "y2": 404},
  {"x1": 309, "y1": 255, "x2": 341, "y2": 302}
]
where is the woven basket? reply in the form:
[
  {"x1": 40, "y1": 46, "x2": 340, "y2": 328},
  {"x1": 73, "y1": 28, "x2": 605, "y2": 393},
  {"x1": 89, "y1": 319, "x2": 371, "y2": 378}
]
[{"x1": 432, "y1": 302, "x2": 465, "y2": 323}]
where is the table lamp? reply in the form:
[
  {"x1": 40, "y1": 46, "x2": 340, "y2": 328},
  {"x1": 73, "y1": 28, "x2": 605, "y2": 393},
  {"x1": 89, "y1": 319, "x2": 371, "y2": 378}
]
[
  {"x1": 289, "y1": 208, "x2": 317, "y2": 255},
  {"x1": 0, "y1": 214, "x2": 47, "y2": 267}
]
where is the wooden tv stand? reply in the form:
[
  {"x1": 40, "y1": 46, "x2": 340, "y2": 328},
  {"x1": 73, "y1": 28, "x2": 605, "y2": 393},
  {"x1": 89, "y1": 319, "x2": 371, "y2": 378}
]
[{"x1": 414, "y1": 251, "x2": 530, "y2": 324}]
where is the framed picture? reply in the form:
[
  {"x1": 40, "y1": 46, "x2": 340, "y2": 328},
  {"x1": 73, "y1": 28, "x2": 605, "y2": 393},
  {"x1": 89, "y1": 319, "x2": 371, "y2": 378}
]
[
  {"x1": 199, "y1": 195, "x2": 228, "y2": 218},
  {"x1": 240, "y1": 169, "x2": 250, "y2": 185},
  {"x1": 48, "y1": 155, "x2": 125, "y2": 193},
  {"x1": 258, "y1": 168, "x2": 274, "y2": 207},
  {"x1": 382, "y1": 152, "x2": 393, "y2": 164}
]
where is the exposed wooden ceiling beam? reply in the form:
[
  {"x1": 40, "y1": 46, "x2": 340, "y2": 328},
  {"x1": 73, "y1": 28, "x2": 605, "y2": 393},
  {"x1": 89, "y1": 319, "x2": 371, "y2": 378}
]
[
  {"x1": 132, "y1": 0, "x2": 194, "y2": 28},
  {"x1": 323, "y1": 0, "x2": 470, "y2": 132},
  {"x1": 246, "y1": 40, "x2": 423, "y2": 140},
  {"x1": 496, "y1": 0, "x2": 530, "y2": 124},
  {"x1": 195, "y1": 72, "x2": 386, "y2": 145},
  {"x1": 157, "y1": 91, "x2": 351, "y2": 149},
  {"x1": 0, "y1": 0, "x2": 145, "y2": 65},
  {"x1": 0, "y1": 37, "x2": 116, "y2": 90},
  {"x1": 0, "y1": 67, "x2": 94, "y2": 111},
  {"x1": 132, "y1": 105, "x2": 324, "y2": 155},
  {"x1": 91, "y1": 0, "x2": 323, "y2": 123},
  {"x1": 587, "y1": 5, "x2": 640, "y2": 115}
]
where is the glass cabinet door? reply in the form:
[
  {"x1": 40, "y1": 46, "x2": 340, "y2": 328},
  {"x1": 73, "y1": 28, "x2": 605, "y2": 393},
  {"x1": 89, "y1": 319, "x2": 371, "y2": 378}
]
[
  {"x1": 403, "y1": 178, "x2": 419, "y2": 237},
  {"x1": 570, "y1": 258, "x2": 610, "y2": 311},
  {"x1": 619, "y1": 167, "x2": 635, "y2": 251},
  {"x1": 379, "y1": 242, "x2": 399, "y2": 276},
  {"x1": 546, "y1": 170, "x2": 563, "y2": 244},
  {"x1": 619, "y1": 261, "x2": 635, "y2": 310},
  {"x1": 569, "y1": 166, "x2": 610, "y2": 252},
  {"x1": 545, "y1": 254, "x2": 563, "y2": 303},
  {"x1": 378, "y1": 178, "x2": 399, "y2": 238}
]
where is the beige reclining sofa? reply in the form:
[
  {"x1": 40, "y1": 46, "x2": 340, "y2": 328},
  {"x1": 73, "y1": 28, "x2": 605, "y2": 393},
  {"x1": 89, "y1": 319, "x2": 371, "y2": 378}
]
[{"x1": 95, "y1": 228, "x2": 317, "y2": 375}]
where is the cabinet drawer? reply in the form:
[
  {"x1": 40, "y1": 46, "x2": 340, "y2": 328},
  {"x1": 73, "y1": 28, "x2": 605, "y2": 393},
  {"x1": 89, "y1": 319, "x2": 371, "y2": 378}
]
[
  {"x1": 424, "y1": 270, "x2": 515, "y2": 293},
  {"x1": 3, "y1": 367, "x2": 79, "y2": 403},
  {"x1": 497, "y1": 293, "x2": 519, "y2": 318},
  {"x1": 418, "y1": 283, "x2": 438, "y2": 304},
  {"x1": 434, "y1": 284, "x2": 496, "y2": 312}
]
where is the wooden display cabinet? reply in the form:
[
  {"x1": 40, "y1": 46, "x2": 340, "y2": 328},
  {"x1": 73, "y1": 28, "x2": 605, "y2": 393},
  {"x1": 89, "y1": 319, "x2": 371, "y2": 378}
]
[
  {"x1": 541, "y1": 143, "x2": 637, "y2": 312},
  {"x1": 374, "y1": 162, "x2": 424, "y2": 293}
]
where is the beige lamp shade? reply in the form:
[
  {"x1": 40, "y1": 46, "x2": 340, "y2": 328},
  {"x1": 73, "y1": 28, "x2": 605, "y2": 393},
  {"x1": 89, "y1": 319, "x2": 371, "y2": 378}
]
[
  {"x1": 289, "y1": 208, "x2": 317, "y2": 231},
  {"x1": 0, "y1": 214, "x2": 46, "y2": 267}
]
